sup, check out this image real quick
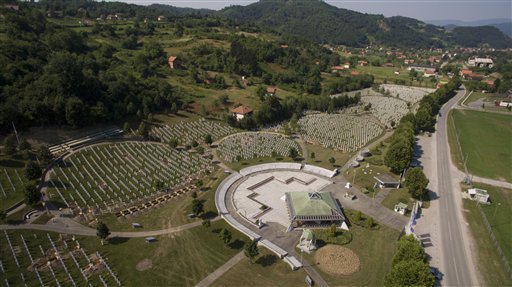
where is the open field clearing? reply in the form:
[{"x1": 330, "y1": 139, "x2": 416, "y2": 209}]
[{"x1": 449, "y1": 109, "x2": 512, "y2": 182}]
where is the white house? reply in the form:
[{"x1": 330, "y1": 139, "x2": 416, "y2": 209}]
[
  {"x1": 468, "y1": 188, "x2": 490, "y2": 204},
  {"x1": 231, "y1": 105, "x2": 253, "y2": 121}
]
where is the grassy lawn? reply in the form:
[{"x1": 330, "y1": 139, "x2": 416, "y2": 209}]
[
  {"x1": 305, "y1": 143, "x2": 352, "y2": 170},
  {"x1": 381, "y1": 188, "x2": 415, "y2": 212},
  {"x1": 462, "y1": 195, "x2": 512, "y2": 286},
  {"x1": 79, "y1": 220, "x2": 249, "y2": 287},
  {"x1": 302, "y1": 220, "x2": 400, "y2": 286},
  {"x1": 471, "y1": 183, "x2": 512, "y2": 264},
  {"x1": 355, "y1": 66, "x2": 436, "y2": 88},
  {"x1": 448, "y1": 109, "x2": 512, "y2": 182},
  {"x1": 462, "y1": 91, "x2": 487, "y2": 105},
  {"x1": 211, "y1": 248, "x2": 308, "y2": 287},
  {"x1": 96, "y1": 169, "x2": 226, "y2": 231},
  {"x1": 0, "y1": 153, "x2": 32, "y2": 211}
]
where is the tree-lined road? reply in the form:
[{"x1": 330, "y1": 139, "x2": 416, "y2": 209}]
[{"x1": 436, "y1": 87, "x2": 479, "y2": 286}]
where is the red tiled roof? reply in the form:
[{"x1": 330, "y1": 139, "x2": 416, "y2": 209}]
[
  {"x1": 266, "y1": 87, "x2": 277, "y2": 93},
  {"x1": 231, "y1": 105, "x2": 253, "y2": 115},
  {"x1": 168, "y1": 56, "x2": 177, "y2": 62},
  {"x1": 331, "y1": 66, "x2": 344, "y2": 70}
]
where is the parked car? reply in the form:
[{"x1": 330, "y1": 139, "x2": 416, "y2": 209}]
[{"x1": 429, "y1": 267, "x2": 443, "y2": 280}]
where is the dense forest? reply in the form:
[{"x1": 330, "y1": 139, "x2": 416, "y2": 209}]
[{"x1": 0, "y1": 7, "x2": 183, "y2": 131}]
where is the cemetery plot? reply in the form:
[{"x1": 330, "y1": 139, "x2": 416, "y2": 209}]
[
  {"x1": 46, "y1": 142, "x2": 211, "y2": 212},
  {"x1": 0, "y1": 230, "x2": 121, "y2": 286},
  {"x1": 298, "y1": 113, "x2": 384, "y2": 152},
  {"x1": 379, "y1": 84, "x2": 435, "y2": 103},
  {"x1": 150, "y1": 118, "x2": 236, "y2": 145},
  {"x1": 217, "y1": 132, "x2": 300, "y2": 162},
  {"x1": 360, "y1": 96, "x2": 410, "y2": 128},
  {"x1": 0, "y1": 167, "x2": 29, "y2": 210}
]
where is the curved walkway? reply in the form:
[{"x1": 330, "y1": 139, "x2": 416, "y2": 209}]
[{"x1": 0, "y1": 216, "x2": 221, "y2": 238}]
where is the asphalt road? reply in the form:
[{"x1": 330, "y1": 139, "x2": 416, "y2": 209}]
[{"x1": 436, "y1": 87, "x2": 476, "y2": 286}]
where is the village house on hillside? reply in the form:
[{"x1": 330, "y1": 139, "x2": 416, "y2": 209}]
[
  {"x1": 266, "y1": 87, "x2": 277, "y2": 97},
  {"x1": 468, "y1": 57, "x2": 493, "y2": 68},
  {"x1": 231, "y1": 105, "x2": 253, "y2": 121},
  {"x1": 168, "y1": 56, "x2": 180, "y2": 69}
]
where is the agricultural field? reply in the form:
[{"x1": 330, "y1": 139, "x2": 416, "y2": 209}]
[
  {"x1": 449, "y1": 109, "x2": 512, "y2": 182},
  {"x1": 0, "y1": 230, "x2": 120, "y2": 286},
  {"x1": 380, "y1": 84, "x2": 435, "y2": 103},
  {"x1": 217, "y1": 132, "x2": 301, "y2": 162},
  {"x1": 360, "y1": 95, "x2": 410, "y2": 128},
  {"x1": 150, "y1": 118, "x2": 236, "y2": 146},
  {"x1": 298, "y1": 113, "x2": 384, "y2": 152},
  {"x1": 46, "y1": 142, "x2": 212, "y2": 212}
]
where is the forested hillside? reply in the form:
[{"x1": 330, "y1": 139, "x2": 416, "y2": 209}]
[{"x1": 218, "y1": 0, "x2": 512, "y2": 48}]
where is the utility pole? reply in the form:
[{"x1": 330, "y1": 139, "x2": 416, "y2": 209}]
[{"x1": 12, "y1": 122, "x2": 20, "y2": 144}]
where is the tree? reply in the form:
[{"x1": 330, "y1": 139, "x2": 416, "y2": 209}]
[
  {"x1": 24, "y1": 160, "x2": 41, "y2": 181},
  {"x1": 219, "y1": 228, "x2": 232, "y2": 245},
  {"x1": 19, "y1": 138, "x2": 31, "y2": 151},
  {"x1": 65, "y1": 97, "x2": 89, "y2": 128},
  {"x1": 392, "y1": 235, "x2": 426, "y2": 266},
  {"x1": 3, "y1": 135, "x2": 16, "y2": 155},
  {"x1": 196, "y1": 146, "x2": 204, "y2": 155},
  {"x1": 244, "y1": 239, "x2": 259, "y2": 263},
  {"x1": 24, "y1": 183, "x2": 40, "y2": 206},
  {"x1": 329, "y1": 157, "x2": 336, "y2": 166},
  {"x1": 202, "y1": 219, "x2": 211, "y2": 228},
  {"x1": 289, "y1": 113, "x2": 298, "y2": 132},
  {"x1": 168, "y1": 138, "x2": 179, "y2": 148},
  {"x1": 310, "y1": 152, "x2": 315, "y2": 159},
  {"x1": 366, "y1": 217, "x2": 374, "y2": 229},
  {"x1": 170, "y1": 102, "x2": 178, "y2": 114},
  {"x1": 191, "y1": 140, "x2": 199, "y2": 148},
  {"x1": 96, "y1": 221, "x2": 111, "y2": 244},
  {"x1": 329, "y1": 224, "x2": 337, "y2": 238},
  {"x1": 204, "y1": 134, "x2": 213, "y2": 145},
  {"x1": 138, "y1": 121, "x2": 149, "y2": 139},
  {"x1": 37, "y1": 145, "x2": 53, "y2": 166},
  {"x1": 191, "y1": 199, "x2": 203, "y2": 215},
  {"x1": 384, "y1": 260, "x2": 434, "y2": 287},
  {"x1": 405, "y1": 167, "x2": 429, "y2": 199},
  {"x1": 288, "y1": 147, "x2": 299, "y2": 159},
  {"x1": 384, "y1": 141, "x2": 412, "y2": 174}
]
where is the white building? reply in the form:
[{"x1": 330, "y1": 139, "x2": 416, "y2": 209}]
[
  {"x1": 468, "y1": 57, "x2": 493, "y2": 68},
  {"x1": 468, "y1": 188, "x2": 490, "y2": 204}
]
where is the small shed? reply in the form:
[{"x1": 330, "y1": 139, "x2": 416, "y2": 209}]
[
  {"x1": 394, "y1": 202, "x2": 408, "y2": 215},
  {"x1": 145, "y1": 237, "x2": 157, "y2": 243},
  {"x1": 360, "y1": 148, "x2": 371, "y2": 157},
  {"x1": 374, "y1": 174, "x2": 400, "y2": 188},
  {"x1": 468, "y1": 188, "x2": 490, "y2": 204}
]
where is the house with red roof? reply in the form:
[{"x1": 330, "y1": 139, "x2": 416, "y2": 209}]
[
  {"x1": 168, "y1": 56, "x2": 180, "y2": 69},
  {"x1": 266, "y1": 87, "x2": 277, "y2": 97},
  {"x1": 231, "y1": 105, "x2": 253, "y2": 121}
]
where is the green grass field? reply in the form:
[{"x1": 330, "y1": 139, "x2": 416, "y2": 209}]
[
  {"x1": 462, "y1": 185, "x2": 512, "y2": 286},
  {"x1": 305, "y1": 143, "x2": 352, "y2": 170},
  {"x1": 471, "y1": 183, "x2": 512, "y2": 264},
  {"x1": 449, "y1": 109, "x2": 512, "y2": 182},
  {"x1": 355, "y1": 66, "x2": 436, "y2": 88},
  {"x1": 302, "y1": 221, "x2": 400, "y2": 286},
  {"x1": 381, "y1": 188, "x2": 415, "y2": 212},
  {"x1": 79, "y1": 220, "x2": 249, "y2": 286},
  {"x1": 211, "y1": 248, "x2": 308, "y2": 287}
]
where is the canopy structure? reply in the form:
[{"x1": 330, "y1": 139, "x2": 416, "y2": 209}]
[{"x1": 286, "y1": 192, "x2": 345, "y2": 228}]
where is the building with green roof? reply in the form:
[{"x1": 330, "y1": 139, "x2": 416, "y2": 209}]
[{"x1": 285, "y1": 192, "x2": 345, "y2": 228}]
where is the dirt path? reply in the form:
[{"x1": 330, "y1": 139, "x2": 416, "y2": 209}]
[{"x1": 194, "y1": 251, "x2": 245, "y2": 287}]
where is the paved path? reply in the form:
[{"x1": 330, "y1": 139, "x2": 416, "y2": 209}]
[
  {"x1": 0, "y1": 216, "x2": 221, "y2": 238},
  {"x1": 195, "y1": 251, "x2": 246, "y2": 287},
  {"x1": 323, "y1": 183, "x2": 408, "y2": 231},
  {"x1": 470, "y1": 175, "x2": 512, "y2": 189}
]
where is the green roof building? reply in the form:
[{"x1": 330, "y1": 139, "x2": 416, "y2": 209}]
[{"x1": 285, "y1": 192, "x2": 345, "y2": 228}]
